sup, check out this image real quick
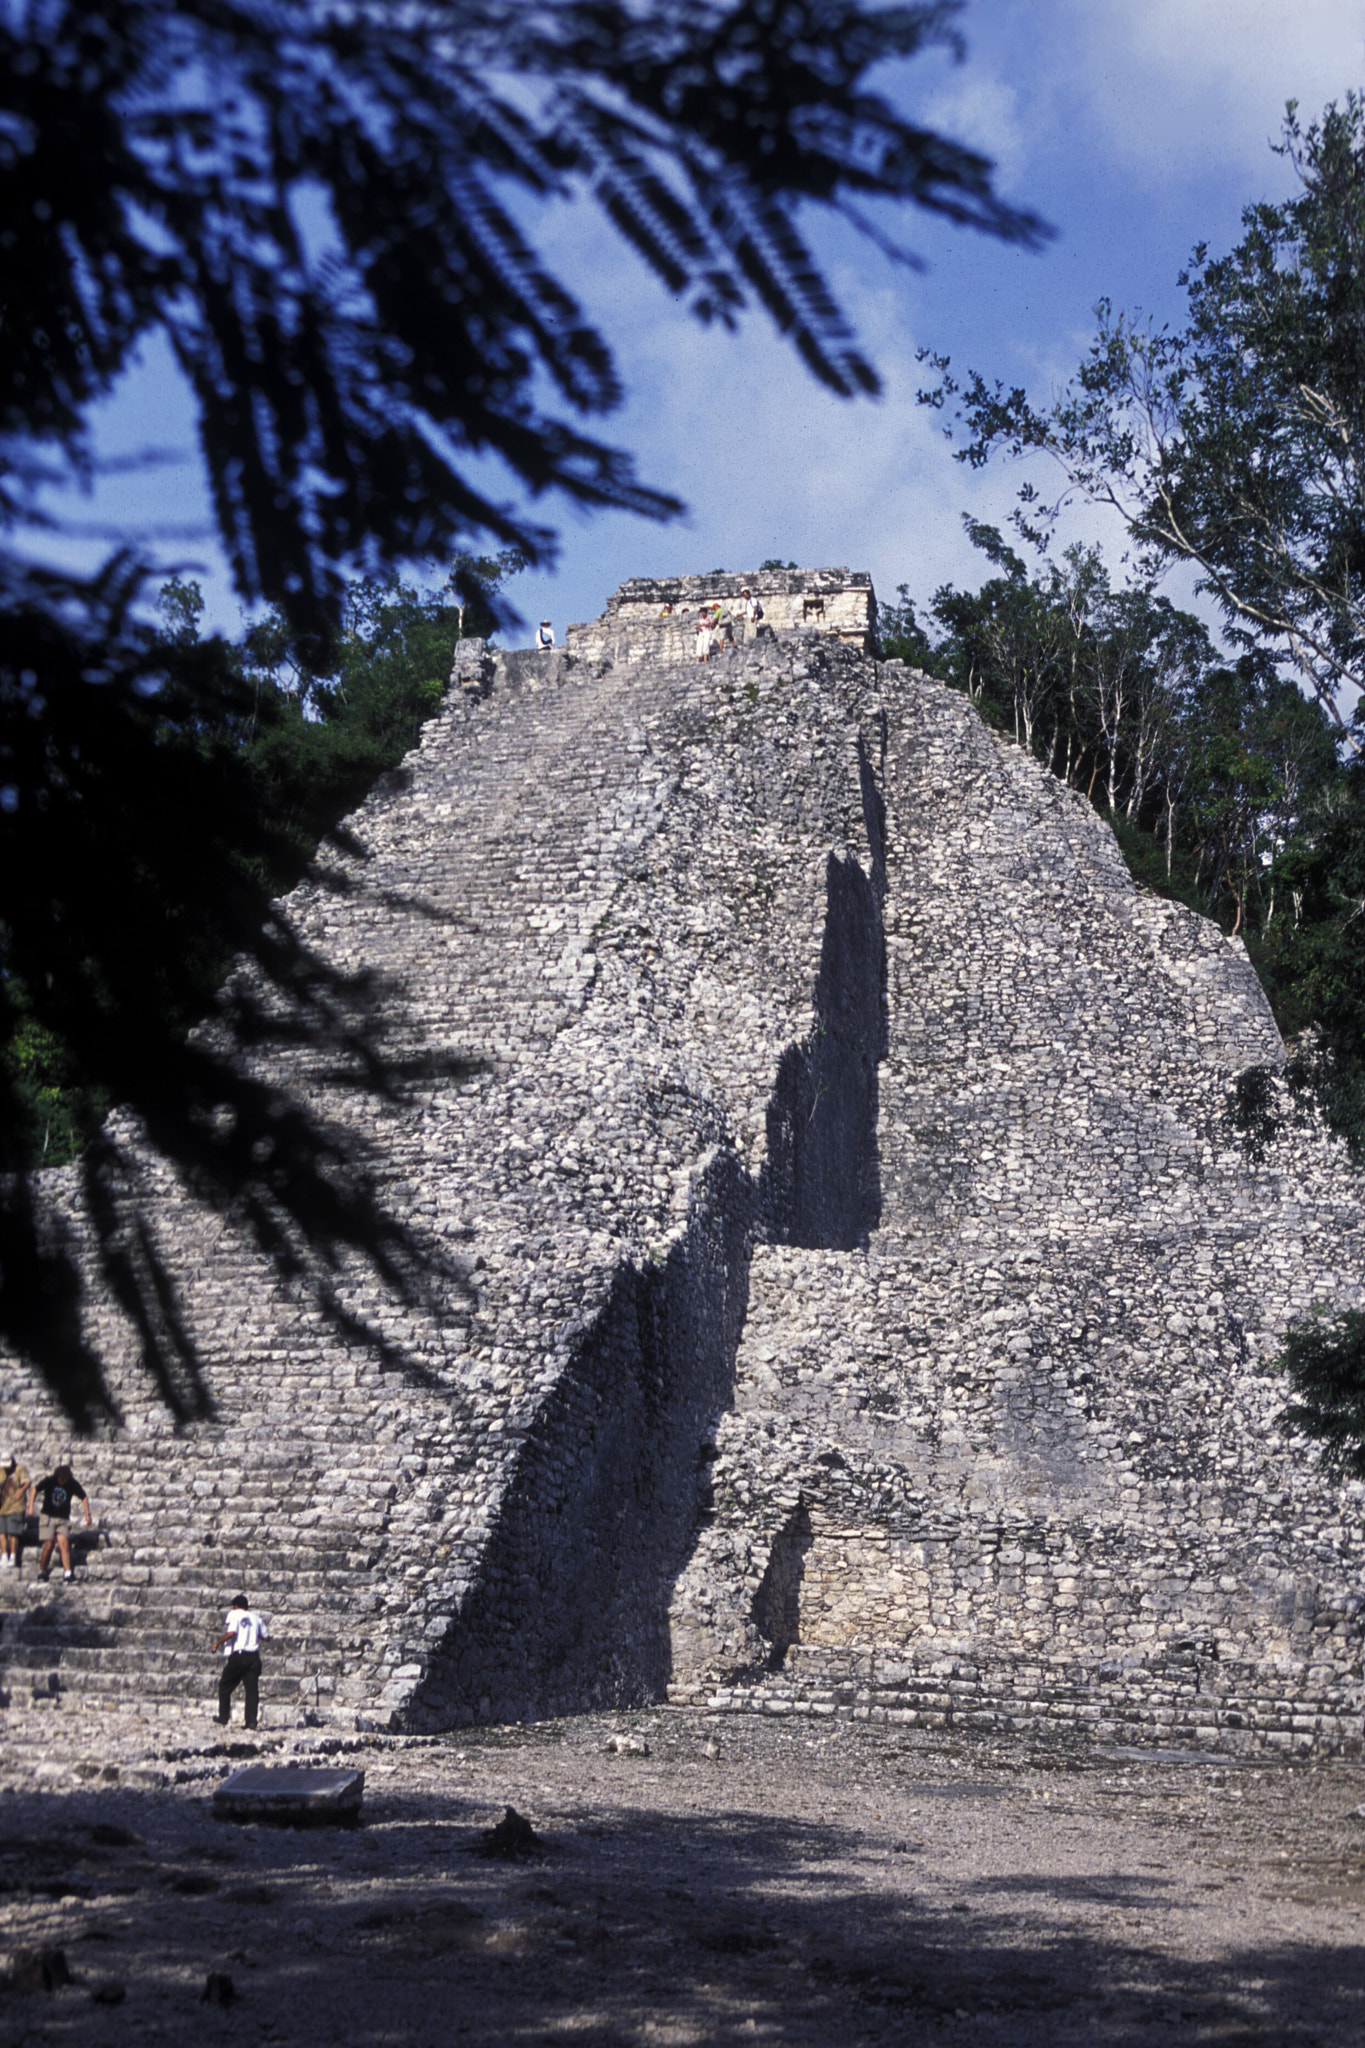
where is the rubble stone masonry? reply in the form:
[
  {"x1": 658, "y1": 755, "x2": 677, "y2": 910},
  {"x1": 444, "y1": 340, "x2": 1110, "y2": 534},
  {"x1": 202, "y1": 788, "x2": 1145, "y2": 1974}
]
[{"x1": 2, "y1": 571, "x2": 1362, "y2": 1755}]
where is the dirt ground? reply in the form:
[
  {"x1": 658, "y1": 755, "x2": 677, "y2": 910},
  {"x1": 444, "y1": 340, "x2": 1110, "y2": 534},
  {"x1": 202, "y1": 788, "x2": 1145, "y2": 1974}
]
[{"x1": 1, "y1": 1707, "x2": 1364, "y2": 2047}]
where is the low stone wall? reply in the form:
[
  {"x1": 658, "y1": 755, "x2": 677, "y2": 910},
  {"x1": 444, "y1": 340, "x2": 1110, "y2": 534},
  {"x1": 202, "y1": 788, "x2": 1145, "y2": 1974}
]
[
  {"x1": 566, "y1": 569, "x2": 876, "y2": 662},
  {"x1": 698, "y1": 1642, "x2": 1365, "y2": 1756}
]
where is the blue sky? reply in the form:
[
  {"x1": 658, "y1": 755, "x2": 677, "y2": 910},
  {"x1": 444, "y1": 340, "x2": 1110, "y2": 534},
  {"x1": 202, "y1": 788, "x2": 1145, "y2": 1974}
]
[{"x1": 44, "y1": 0, "x2": 1365, "y2": 649}]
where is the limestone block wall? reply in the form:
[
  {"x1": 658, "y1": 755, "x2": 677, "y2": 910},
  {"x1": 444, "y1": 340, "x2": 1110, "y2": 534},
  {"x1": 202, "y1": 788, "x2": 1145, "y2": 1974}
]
[{"x1": 667, "y1": 655, "x2": 1365, "y2": 1754}]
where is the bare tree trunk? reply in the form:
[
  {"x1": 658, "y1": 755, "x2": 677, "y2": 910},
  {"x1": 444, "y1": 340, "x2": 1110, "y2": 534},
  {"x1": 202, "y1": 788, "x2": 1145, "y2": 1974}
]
[
  {"x1": 1222, "y1": 831, "x2": 1243, "y2": 937},
  {"x1": 1165, "y1": 790, "x2": 1176, "y2": 879}
]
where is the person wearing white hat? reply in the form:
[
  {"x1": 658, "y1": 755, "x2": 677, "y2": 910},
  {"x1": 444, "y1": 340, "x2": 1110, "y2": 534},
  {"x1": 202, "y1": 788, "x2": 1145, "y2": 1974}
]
[
  {"x1": 537, "y1": 619, "x2": 556, "y2": 649},
  {"x1": 0, "y1": 1449, "x2": 29, "y2": 1569}
]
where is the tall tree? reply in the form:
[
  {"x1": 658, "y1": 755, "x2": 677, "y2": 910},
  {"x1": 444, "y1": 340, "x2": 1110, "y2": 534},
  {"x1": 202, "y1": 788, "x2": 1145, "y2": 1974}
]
[
  {"x1": 2, "y1": 1, "x2": 1049, "y2": 1415},
  {"x1": 905, "y1": 520, "x2": 1215, "y2": 828},
  {"x1": 919, "y1": 95, "x2": 1365, "y2": 733}
]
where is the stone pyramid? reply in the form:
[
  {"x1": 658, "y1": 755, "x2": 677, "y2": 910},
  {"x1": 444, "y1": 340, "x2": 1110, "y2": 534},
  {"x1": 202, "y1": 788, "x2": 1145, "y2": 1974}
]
[{"x1": 2, "y1": 568, "x2": 1362, "y2": 1753}]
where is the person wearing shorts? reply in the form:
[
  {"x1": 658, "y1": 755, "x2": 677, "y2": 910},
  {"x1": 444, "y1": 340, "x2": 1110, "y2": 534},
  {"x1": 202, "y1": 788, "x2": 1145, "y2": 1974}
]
[
  {"x1": 0, "y1": 1450, "x2": 30, "y2": 1569},
  {"x1": 27, "y1": 1462, "x2": 92, "y2": 1582}
]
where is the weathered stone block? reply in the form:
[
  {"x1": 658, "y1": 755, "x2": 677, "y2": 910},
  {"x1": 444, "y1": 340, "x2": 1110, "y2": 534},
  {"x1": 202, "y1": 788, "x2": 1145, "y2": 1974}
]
[{"x1": 213, "y1": 1764, "x2": 364, "y2": 1825}]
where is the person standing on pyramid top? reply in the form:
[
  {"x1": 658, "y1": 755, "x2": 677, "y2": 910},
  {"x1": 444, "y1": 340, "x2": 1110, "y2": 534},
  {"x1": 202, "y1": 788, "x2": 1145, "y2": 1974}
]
[
  {"x1": 27, "y1": 1457, "x2": 92, "y2": 1581},
  {"x1": 0, "y1": 1449, "x2": 30, "y2": 1571},
  {"x1": 537, "y1": 618, "x2": 556, "y2": 650},
  {"x1": 213, "y1": 1595, "x2": 270, "y2": 1730}
]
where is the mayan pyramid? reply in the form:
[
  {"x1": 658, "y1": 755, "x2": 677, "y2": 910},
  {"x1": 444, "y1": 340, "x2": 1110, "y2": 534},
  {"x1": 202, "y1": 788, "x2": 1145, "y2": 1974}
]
[{"x1": 1, "y1": 567, "x2": 1362, "y2": 1752}]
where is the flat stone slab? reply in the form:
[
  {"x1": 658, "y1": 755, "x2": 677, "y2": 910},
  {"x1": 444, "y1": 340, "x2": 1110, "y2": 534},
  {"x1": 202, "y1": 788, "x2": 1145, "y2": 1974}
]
[{"x1": 212, "y1": 1764, "x2": 364, "y2": 1826}]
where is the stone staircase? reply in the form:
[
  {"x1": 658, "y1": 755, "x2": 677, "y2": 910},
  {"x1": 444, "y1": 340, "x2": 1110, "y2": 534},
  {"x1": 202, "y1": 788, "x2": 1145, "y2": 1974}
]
[
  {"x1": 0, "y1": 595, "x2": 891, "y2": 1739},
  {"x1": 0, "y1": 1430, "x2": 387, "y2": 1726}
]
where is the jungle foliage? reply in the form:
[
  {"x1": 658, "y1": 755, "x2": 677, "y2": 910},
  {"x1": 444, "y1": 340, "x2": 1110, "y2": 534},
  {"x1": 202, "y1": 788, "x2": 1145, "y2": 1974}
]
[
  {"x1": 1274, "y1": 1307, "x2": 1365, "y2": 1480},
  {"x1": 918, "y1": 96, "x2": 1365, "y2": 736},
  {"x1": 2, "y1": 555, "x2": 518, "y2": 1180}
]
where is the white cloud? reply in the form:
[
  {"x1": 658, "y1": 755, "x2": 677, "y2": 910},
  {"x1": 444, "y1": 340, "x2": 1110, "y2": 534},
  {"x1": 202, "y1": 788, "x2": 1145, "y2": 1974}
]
[
  {"x1": 922, "y1": 71, "x2": 1029, "y2": 188},
  {"x1": 1059, "y1": 0, "x2": 1365, "y2": 180},
  {"x1": 502, "y1": 219, "x2": 1135, "y2": 645}
]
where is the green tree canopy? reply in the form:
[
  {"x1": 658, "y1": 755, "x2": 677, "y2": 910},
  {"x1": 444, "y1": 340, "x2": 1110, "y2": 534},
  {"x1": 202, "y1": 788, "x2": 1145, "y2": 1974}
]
[
  {"x1": 7, "y1": 0, "x2": 1049, "y2": 639},
  {"x1": 1274, "y1": 1307, "x2": 1365, "y2": 1480},
  {"x1": 919, "y1": 96, "x2": 1365, "y2": 735}
]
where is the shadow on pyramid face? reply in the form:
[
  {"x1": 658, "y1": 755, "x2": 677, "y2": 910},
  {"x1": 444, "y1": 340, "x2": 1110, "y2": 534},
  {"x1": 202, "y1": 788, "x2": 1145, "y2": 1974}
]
[{"x1": 759, "y1": 838, "x2": 886, "y2": 1255}]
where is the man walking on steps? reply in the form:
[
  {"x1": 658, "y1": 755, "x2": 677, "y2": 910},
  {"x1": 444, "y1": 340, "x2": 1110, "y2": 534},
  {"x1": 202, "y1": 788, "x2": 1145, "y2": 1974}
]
[
  {"x1": 27, "y1": 1458, "x2": 92, "y2": 1581},
  {"x1": 213, "y1": 1595, "x2": 269, "y2": 1730}
]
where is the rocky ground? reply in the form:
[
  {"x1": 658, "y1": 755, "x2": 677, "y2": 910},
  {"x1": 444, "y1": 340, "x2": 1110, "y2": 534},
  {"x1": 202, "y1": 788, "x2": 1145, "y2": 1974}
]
[{"x1": 0, "y1": 1704, "x2": 1362, "y2": 2047}]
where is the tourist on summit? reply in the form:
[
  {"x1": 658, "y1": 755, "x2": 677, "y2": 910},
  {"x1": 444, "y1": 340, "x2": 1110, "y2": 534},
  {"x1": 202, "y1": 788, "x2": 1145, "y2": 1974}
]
[
  {"x1": 742, "y1": 588, "x2": 763, "y2": 626},
  {"x1": 213, "y1": 1595, "x2": 270, "y2": 1730},
  {"x1": 27, "y1": 1459, "x2": 91, "y2": 1582},
  {"x1": 537, "y1": 618, "x2": 556, "y2": 650},
  {"x1": 0, "y1": 1449, "x2": 30, "y2": 1570},
  {"x1": 695, "y1": 609, "x2": 713, "y2": 663}
]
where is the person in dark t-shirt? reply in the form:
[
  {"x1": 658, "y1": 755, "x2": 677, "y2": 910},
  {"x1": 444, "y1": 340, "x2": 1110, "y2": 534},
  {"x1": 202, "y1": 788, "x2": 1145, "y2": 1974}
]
[{"x1": 26, "y1": 1461, "x2": 92, "y2": 1582}]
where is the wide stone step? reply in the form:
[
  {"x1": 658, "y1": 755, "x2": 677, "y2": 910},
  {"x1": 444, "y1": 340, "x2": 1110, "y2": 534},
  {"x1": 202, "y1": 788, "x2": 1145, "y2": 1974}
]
[{"x1": 12, "y1": 1646, "x2": 320, "y2": 1685}]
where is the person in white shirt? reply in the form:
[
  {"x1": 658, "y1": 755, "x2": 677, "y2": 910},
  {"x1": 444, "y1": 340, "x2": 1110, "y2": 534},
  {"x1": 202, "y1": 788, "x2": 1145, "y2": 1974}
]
[
  {"x1": 212, "y1": 1595, "x2": 270, "y2": 1729},
  {"x1": 537, "y1": 619, "x2": 556, "y2": 649}
]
